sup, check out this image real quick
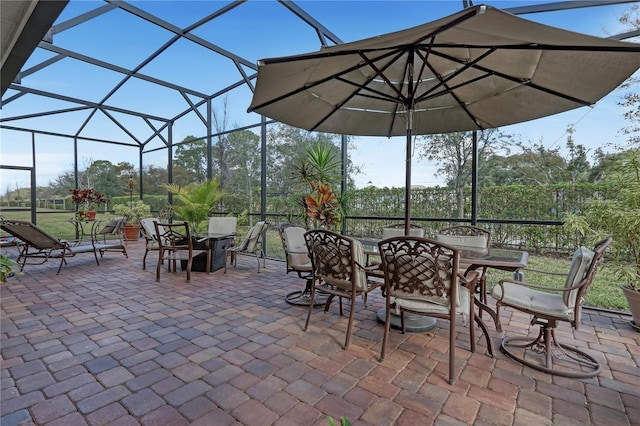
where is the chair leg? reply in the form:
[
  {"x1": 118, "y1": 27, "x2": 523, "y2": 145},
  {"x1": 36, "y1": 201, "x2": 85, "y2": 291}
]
[
  {"x1": 469, "y1": 295, "x2": 476, "y2": 353},
  {"x1": 304, "y1": 281, "x2": 316, "y2": 331},
  {"x1": 380, "y1": 298, "x2": 392, "y2": 361},
  {"x1": 156, "y1": 252, "x2": 162, "y2": 282},
  {"x1": 449, "y1": 317, "x2": 456, "y2": 385},
  {"x1": 343, "y1": 296, "x2": 357, "y2": 349},
  {"x1": 185, "y1": 257, "x2": 192, "y2": 283}
]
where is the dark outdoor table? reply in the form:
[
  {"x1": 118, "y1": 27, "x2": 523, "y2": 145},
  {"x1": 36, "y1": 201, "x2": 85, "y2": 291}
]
[{"x1": 187, "y1": 232, "x2": 235, "y2": 272}]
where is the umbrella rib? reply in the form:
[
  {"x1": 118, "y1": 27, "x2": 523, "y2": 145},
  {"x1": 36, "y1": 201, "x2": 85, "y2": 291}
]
[
  {"x1": 414, "y1": 47, "x2": 495, "y2": 128},
  {"x1": 249, "y1": 48, "x2": 404, "y2": 114},
  {"x1": 429, "y1": 48, "x2": 594, "y2": 107},
  {"x1": 308, "y1": 49, "x2": 410, "y2": 133}
]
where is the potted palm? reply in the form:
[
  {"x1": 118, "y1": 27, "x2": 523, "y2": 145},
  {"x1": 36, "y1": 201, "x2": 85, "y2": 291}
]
[
  {"x1": 114, "y1": 200, "x2": 152, "y2": 241},
  {"x1": 163, "y1": 179, "x2": 225, "y2": 235},
  {"x1": 562, "y1": 149, "x2": 640, "y2": 330},
  {"x1": 292, "y1": 144, "x2": 346, "y2": 231}
]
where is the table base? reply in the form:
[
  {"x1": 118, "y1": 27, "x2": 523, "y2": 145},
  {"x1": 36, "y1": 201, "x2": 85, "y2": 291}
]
[{"x1": 376, "y1": 308, "x2": 437, "y2": 332}]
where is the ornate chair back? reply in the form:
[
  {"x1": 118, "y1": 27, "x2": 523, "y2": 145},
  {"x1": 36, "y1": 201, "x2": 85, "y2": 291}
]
[
  {"x1": 378, "y1": 236, "x2": 482, "y2": 384},
  {"x1": 303, "y1": 229, "x2": 381, "y2": 349}
]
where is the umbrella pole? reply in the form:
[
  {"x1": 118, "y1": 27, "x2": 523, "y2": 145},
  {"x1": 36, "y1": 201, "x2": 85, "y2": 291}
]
[{"x1": 404, "y1": 111, "x2": 413, "y2": 235}]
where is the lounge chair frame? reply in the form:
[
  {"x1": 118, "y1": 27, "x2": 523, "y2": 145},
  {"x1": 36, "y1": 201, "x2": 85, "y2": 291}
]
[{"x1": 0, "y1": 219, "x2": 127, "y2": 275}]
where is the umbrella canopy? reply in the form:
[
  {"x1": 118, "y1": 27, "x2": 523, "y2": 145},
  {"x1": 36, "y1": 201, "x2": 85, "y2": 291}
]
[{"x1": 248, "y1": 4, "x2": 640, "y2": 232}]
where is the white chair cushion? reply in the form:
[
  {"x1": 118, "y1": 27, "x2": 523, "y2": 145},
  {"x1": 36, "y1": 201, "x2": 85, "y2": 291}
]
[
  {"x1": 382, "y1": 226, "x2": 425, "y2": 239},
  {"x1": 353, "y1": 239, "x2": 368, "y2": 291},
  {"x1": 283, "y1": 226, "x2": 311, "y2": 270},
  {"x1": 208, "y1": 217, "x2": 237, "y2": 234},
  {"x1": 563, "y1": 246, "x2": 594, "y2": 308},
  {"x1": 245, "y1": 221, "x2": 266, "y2": 252},
  {"x1": 395, "y1": 284, "x2": 470, "y2": 323},
  {"x1": 436, "y1": 233, "x2": 488, "y2": 271},
  {"x1": 491, "y1": 282, "x2": 572, "y2": 320}
]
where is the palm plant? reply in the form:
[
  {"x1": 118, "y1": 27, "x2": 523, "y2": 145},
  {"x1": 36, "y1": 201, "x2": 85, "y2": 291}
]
[
  {"x1": 164, "y1": 179, "x2": 225, "y2": 234},
  {"x1": 292, "y1": 144, "x2": 346, "y2": 230}
]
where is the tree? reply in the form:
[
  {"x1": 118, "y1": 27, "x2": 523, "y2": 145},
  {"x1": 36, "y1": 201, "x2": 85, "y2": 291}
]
[
  {"x1": 225, "y1": 129, "x2": 261, "y2": 215},
  {"x1": 173, "y1": 136, "x2": 207, "y2": 185},
  {"x1": 416, "y1": 129, "x2": 510, "y2": 217},
  {"x1": 141, "y1": 165, "x2": 168, "y2": 195},
  {"x1": 212, "y1": 97, "x2": 231, "y2": 188},
  {"x1": 617, "y1": 4, "x2": 640, "y2": 149}
]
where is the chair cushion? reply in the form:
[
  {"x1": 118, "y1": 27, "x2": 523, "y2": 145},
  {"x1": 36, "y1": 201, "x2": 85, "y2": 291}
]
[
  {"x1": 208, "y1": 217, "x2": 237, "y2": 234},
  {"x1": 435, "y1": 233, "x2": 488, "y2": 250},
  {"x1": 246, "y1": 221, "x2": 266, "y2": 252},
  {"x1": 436, "y1": 233, "x2": 488, "y2": 271},
  {"x1": 283, "y1": 226, "x2": 310, "y2": 268},
  {"x1": 352, "y1": 239, "x2": 368, "y2": 291},
  {"x1": 382, "y1": 226, "x2": 425, "y2": 239},
  {"x1": 491, "y1": 282, "x2": 572, "y2": 320},
  {"x1": 395, "y1": 284, "x2": 470, "y2": 322},
  {"x1": 563, "y1": 246, "x2": 594, "y2": 308}
]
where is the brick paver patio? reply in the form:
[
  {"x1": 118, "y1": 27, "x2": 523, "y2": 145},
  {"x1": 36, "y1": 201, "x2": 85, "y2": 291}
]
[{"x1": 1, "y1": 238, "x2": 639, "y2": 425}]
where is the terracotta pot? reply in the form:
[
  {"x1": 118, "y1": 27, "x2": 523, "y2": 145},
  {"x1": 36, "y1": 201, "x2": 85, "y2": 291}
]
[
  {"x1": 621, "y1": 284, "x2": 640, "y2": 332},
  {"x1": 123, "y1": 224, "x2": 140, "y2": 241},
  {"x1": 86, "y1": 210, "x2": 97, "y2": 221}
]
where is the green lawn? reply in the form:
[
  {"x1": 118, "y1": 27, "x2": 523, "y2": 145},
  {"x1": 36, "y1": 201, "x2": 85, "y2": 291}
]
[{"x1": 1, "y1": 209, "x2": 629, "y2": 311}]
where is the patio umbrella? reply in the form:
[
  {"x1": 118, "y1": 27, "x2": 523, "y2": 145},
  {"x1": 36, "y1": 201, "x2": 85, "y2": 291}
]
[{"x1": 248, "y1": 4, "x2": 640, "y2": 234}]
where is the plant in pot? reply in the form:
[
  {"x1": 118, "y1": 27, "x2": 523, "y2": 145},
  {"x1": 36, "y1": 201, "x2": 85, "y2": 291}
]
[
  {"x1": 562, "y1": 149, "x2": 640, "y2": 330},
  {"x1": 163, "y1": 179, "x2": 225, "y2": 235},
  {"x1": 291, "y1": 143, "x2": 346, "y2": 231},
  {"x1": 70, "y1": 188, "x2": 109, "y2": 221},
  {"x1": 0, "y1": 254, "x2": 20, "y2": 283},
  {"x1": 114, "y1": 200, "x2": 152, "y2": 241}
]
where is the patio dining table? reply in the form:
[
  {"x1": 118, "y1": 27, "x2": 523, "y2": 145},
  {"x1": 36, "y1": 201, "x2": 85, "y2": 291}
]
[{"x1": 358, "y1": 238, "x2": 528, "y2": 340}]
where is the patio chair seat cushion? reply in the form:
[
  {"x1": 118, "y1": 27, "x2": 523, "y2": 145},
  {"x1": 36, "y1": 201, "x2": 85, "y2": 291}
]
[
  {"x1": 491, "y1": 282, "x2": 572, "y2": 319},
  {"x1": 395, "y1": 284, "x2": 470, "y2": 319}
]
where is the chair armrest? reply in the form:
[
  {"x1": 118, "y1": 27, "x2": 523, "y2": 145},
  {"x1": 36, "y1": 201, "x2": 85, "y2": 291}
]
[
  {"x1": 521, "y1": 267, "x2": 568, "y2": 277},
  {"x1": 493, "y1": 278, "x2": 575, "y2": 303},
  {"x1": 458, "y1": 270, "x2": 479, "y2": 291}
]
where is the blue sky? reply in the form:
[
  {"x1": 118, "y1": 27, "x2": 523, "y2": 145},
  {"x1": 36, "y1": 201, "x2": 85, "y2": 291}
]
[{"x1": 0, "y1": 0, "x2": 637, "y2": 193}]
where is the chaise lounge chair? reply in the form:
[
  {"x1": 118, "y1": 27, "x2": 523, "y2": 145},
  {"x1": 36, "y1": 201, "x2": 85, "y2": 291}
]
[{"x1": 0, "y1": 219, "x2": 126, "y2": 275}]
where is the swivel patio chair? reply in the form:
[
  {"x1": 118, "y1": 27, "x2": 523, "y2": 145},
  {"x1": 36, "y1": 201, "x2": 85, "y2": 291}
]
[
  {"x1": 303, "y1": 229, "x2": 382, "y2": 349},
  {"x1": 225, "y1": 221, "x2": 268, "y2": 273},
  {"x1": 154, "y1": 220, "x2": 210, "y2": 283},
  {"x1": 279, "y1": 224, "x2": 317, "y2": 305},
  {"x1": 377, "y1": 236, "x2": 484, "y2": 385},
  {"x1": 437, "y1": 225, "x2": 491, "y2": 311},
  {"x1": 491, "y1": 237, "x2": 612, "y2": 378}
]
